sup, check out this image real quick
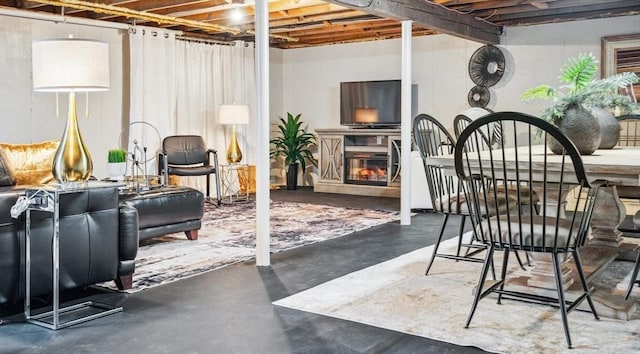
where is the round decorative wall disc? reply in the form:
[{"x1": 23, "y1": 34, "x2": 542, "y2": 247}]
[
  {"x1": 468, "y1": 45, "x2": 506, "y2": 87},
  {"x1": 468, "y1": 86, "x2": 491, "y2": 108}
]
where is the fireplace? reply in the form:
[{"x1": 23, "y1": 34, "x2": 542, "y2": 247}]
[{"x1": 344, "y1": 151, "x2": 388, "y2": 186}]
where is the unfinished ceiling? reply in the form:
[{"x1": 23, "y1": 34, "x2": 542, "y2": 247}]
[{"x1": 0, "y1": 0, "x2": 638, "y2": 48}]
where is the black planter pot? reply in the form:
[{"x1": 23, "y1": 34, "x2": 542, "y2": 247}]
[
  {"x1": 286, "y1": 163, "x2": 298, "y2": 190},
  {"x1": 592, "y1": 107, "x2": 620, "y2": 149},
  {"x1": 550, "y1": 104, "x2": 601, "y2": 155}
]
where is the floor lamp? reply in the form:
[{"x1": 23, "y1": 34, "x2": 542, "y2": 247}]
[
  {"x1": 32, "y1": 37, "x2": 110, "y2": 184},
  {"x1": 219, "y1": 104, "x2": 250, "y2": 164}
]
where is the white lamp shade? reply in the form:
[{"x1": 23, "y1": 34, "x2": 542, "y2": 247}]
[
  {"x1": 32, "y1": 38, "x2": 110, "y2": 92},
  {"x1": 219, "y1": 104, "x2": 250, "y2": 125}
]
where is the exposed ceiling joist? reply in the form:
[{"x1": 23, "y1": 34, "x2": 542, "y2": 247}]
[
  {"x1": 1, "y1": 0, "x2": 637, "y2": 49},
  {"x1": 27, "y1": 0, "x2": 299, "y2": 42},
  {"x1": 324, "y1": 0, "x2": 502, "y2": 44}
]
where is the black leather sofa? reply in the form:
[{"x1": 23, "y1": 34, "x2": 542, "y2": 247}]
[{"x1": 0, "y1": 183, "x2": 139, "y2": 306}]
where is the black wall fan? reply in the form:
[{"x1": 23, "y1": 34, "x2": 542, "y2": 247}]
[
  {"x1": 468, "y1": 45, "x2": 506, "y2": 87},
  {"x1": 468, "y1": 86, "x2": 491, "y2": 108}
]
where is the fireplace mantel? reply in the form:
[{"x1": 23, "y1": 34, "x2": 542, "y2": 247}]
[{"x1": 314, "y1": 128, "x2": 401, "y2": 198}]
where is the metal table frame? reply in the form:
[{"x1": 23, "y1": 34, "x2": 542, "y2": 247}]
[
  {"x1": 24, "y1": 182, "x2": 123, "y2": 330},
  {"x1": 220, "y1": 164, "x2": 251, "y2": 203}
]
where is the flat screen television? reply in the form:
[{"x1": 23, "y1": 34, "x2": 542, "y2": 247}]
[{"x1": 340, "y1": 80, "x2": 418, "y2": 128}]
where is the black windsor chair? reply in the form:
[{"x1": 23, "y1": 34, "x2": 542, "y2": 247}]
[
  {"x1": 455, "y1": 112, "x2": 601, "y2": 349},
  {"x1": 413, "y1": 114, "x2": 495, "y2": 276},
  {"x1": 616, "y1": 114, "x2": 640, "y2": 298}
]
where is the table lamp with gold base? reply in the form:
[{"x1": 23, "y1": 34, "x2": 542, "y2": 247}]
[
  {"x1": 219, "y1": 104, "x2": 250, "y2": 164},
  {"x1": 32, "y1": 37, "x2": 110, "y2": 184}
]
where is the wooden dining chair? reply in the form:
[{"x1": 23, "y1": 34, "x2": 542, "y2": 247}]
[{"x1": 455, "y1": 112, "x2": 600, "y2": 349}]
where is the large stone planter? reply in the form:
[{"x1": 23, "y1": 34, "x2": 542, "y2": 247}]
[
  {"x1": 550, "y1": 104, "x2": 601, "y2": 155},
  {"x1": 592, "y1": 107, "x2": 620, "y2": 149}
]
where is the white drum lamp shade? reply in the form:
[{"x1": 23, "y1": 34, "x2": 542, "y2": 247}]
[
  {"x1": 219, "y1": 104, "x2": 250, "y2": 125},
  {"x1": 32, "y1": 37, "x2": 110, "y2": 183},
  {"x1": 32, "y1": 38, "x2": 110, "y2": 92},
  {"x1": 219, "y1": 104, "x2": 250, "y2": 163}
]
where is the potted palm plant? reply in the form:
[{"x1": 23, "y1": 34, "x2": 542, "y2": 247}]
[
  {"x1": 270, "y1": 113, "x2": 317, "y2": 190},
  {"x1": 107, "y1": 148, "x2": 127, "y2": 181},
  {"x1": 522, "y1": 53, "x2": 638, "y2": 154}
]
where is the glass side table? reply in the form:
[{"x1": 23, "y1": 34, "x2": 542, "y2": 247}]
[
  {"x1": 24, "y1": 181, "x2": 123, "y2": 330},
  {"x1": 220, "y1": 164, "x2": 251, "y2": 203}
]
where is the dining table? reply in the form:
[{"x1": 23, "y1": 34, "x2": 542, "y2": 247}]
[{"x1": 425, "y1": 145, "x2": 640, "y2": 319}]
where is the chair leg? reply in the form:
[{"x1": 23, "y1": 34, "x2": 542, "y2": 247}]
[
  {"x1": 551, "y1": 253, "x2": 572, "y2": 349},
  {"x1": 212, "y1": 152, "x2": 222, "y2": 205},
  {"x1": 455, "y1": 215, "x2": 467, "y2": 258},
  {"x1": 425, "y1": 213, "x2": 449, "y2": 276},
  {"x1": 573, "y1": 250, "x2": 599, "y2": 319},
  {"x1": 497, "y1": 248, "x2": 510, "y2": 305},
  {"x1": 625, "y1": 249, "x2": 640, "y2": 300},
  {"x1": 205, "y1": 174, "x2": 211, "y2": 200},
  {"x1": 465, "y1": 245, "x2": 495, "y2": 328}
]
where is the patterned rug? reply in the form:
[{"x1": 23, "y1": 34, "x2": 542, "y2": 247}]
[
  {"x1": 274, "y1": 237, "x2": 640, "y2": 353},
  {"x1": 108, "y1": 201, "x2": 400, "y2": 292}
]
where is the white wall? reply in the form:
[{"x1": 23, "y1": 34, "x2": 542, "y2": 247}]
[
  {"x1": 275, "y1": 15, "x2": 640, "y2": 135},
  {"x1": 1, "y1": 13, "x2": 638, "y2": 183},
  {"x1": 0, "y1": 15, "x2": 124, "y2": 178}
]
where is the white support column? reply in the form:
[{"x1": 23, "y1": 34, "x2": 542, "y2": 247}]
[
  {"x1": 255, "y1": 0, "x2": 270, "y2": 266},
  {"x1": 400, "y1": 20, "x2": 413, "y2": 226}
]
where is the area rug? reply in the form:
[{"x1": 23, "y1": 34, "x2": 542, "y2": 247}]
[
  {"x1": 273, "y1": 237, "x2": 640, "y2": 353},
  {"x1": 108, "y1": 201, "x2": 400, "y2": 292}
]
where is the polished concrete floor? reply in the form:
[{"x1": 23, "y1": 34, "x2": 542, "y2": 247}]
[{"x1": 0, "y1": 187, "x2": 484, "y2": 353}]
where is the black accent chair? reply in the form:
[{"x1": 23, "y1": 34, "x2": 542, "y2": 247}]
[
  {"x1": 413, "y1": 114, "x2": 487, "y2": 275},
  {"x1": 455, "y1": 112, "x2": 600, "y2": 349},
  {"x1": 158, "y1": 135, "x2": 221, "y2": 205}
]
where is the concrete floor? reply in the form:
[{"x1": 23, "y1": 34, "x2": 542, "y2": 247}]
[{"x1": 0, "y1": 187, "x2": 485, "y2": 353}]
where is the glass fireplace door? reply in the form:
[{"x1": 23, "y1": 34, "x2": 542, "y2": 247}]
[{"x1": 344, "y1": 152, "x2": 388, "y2": 186}]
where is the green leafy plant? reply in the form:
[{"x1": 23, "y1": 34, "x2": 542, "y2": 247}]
[
  {"x1": 522, "y1": 53, "x2": 639, "y2": 125},
  {"x1": 108, "y1": 149, "x2": 127, "y2": 163},
  {"x1": 270, "y1": 113, "x2": 317, "y2": 172}
]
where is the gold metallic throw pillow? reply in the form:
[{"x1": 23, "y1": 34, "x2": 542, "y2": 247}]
[
  {"x1": 0, "y1": 140, "x2": 59, "y2": 185},
  {"x1": 0, "y1": 146, "x2": 17, "y2": 186}
]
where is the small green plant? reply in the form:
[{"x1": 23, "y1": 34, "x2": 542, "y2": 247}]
[
  {"x1": 108, "y1": 149, "x2": 127, "y2": 163},
  {"x1": 269, "y1": 113, "x2": 317, "y2": 172},
  {"x1": 522, "y1": 53, "x2": 638, "y2": 125}
]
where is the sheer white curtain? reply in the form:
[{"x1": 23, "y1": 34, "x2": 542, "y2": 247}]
[
  {"x1": 129, "y1": 27, "x2": 176, "y2": 175},
  {"x1": 173, "y1": 40, "x2": 255, "y2": 193},
  {"x1": 130, "y1": 31, "x2": 255, "y2": 194}
]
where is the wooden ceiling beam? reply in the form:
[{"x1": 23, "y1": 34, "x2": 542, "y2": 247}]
[
  {"x1": 290, "y1": 27, "x2": 434, "y2": 47},
  {"x1": 482, "y1": 0, "x2": 640, "y2": 23},
  {"x1": 89, "y1": 1, "x2": 231, "y2": 21},
  {"x1": 324, "y1": 0, "x2": 502, "y2": 44},
  {"x1": 276, "y1": 18, "x2": 399, "y2": 36},
  {"x1": 262, "y1": 9, "x2": 373, "y2": 28}
]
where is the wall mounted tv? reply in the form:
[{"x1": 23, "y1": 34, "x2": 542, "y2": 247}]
[{"x1": 340, "y1": 80, "x2": 418, "y2": 128}]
